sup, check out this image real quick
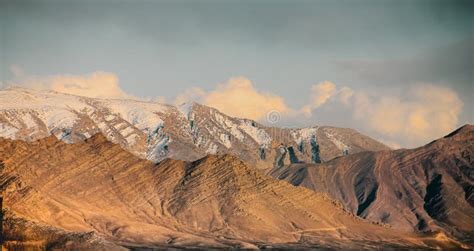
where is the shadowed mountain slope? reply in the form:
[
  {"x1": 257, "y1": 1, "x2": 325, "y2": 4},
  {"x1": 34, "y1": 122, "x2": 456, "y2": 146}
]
[
  {"x1": 270, "y1": 125, "x2": 474, "y2": 243},
  {"x1": 0, "y1": 133, "x2": 464, "y2": 249}
]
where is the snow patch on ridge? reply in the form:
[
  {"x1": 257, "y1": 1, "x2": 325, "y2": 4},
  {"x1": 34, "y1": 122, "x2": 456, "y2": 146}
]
[
  {"x1": 292, "y1": 127, "x2": 319, "y2": 145},
  {"x1": 146, "y1": 125, "x2": 170, "y2": 162},
  {"x1": 38, "y1": 108, "x2": 79, "y2": 131},
  {"x1": 102, "y1": 101, "x2": 166, "y2": 131},
  {"x1": 324, "y1": 128, "x2": 348, "y2": 150},
  {"x1": 177, "y1": 102, "x2": 194, "y2": 119},
  {"x1": 219, "y1": 133, "x2": 232, "y2": 148},
  {"x1": 238, "y1": 120, "x2": 272, "y2": 145},
  {"x1": 206, "y1": 143, "x2": 218, "y2": 154}
]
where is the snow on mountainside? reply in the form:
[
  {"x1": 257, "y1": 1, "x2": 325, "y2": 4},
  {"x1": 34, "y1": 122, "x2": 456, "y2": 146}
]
[{"x1": 0, "y1": 87, "x2": 389, "y2": 168}]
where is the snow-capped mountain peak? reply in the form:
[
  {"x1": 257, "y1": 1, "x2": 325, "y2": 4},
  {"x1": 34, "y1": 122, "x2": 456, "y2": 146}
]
[{"x1": 0, "y1": 87, "x2": 389, "y2": 168}]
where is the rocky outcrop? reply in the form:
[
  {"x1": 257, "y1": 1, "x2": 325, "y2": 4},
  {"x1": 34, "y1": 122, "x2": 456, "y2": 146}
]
[
  {"x1": 270, "y1": 125, "x2": 474, "y2": 244},
  {"x1": 2, "y1": 211, "x2": 125, "y2": 251},
  {"x1": 273, "y1": 144, "x2": 287, "y2": 168},
  {"x1": 310, "y1": 135, "x2": 321, "y2": 163},
  {"x1": 0, "y1": 133, "x2": 462, "y2": 248}
]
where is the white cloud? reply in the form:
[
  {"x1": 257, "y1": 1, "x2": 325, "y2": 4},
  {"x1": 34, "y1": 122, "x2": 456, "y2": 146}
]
[
  {"x1": 6, "y1": 67, "x2": 464, "y2": 148},
  {"x1": 338, "y1": 84, "x2": 463, "y2": 148},
  {"x1": 49, "y1": 72, "x2": 130, "y2": 99},
  {"x1": 175, "y1": 78, "x2": 463, "y2": 147},
  {"x1": 176, "y1": 77, "x2": 291, "y2": 121},
  {"x1": 174, "y1": 87, "x2": 206, "y2": 106},
  {"x1": 338, "y1": 86, "x2": 354, "y2": 105},
  {"x1": 300, "y1": 81, "x2": 356, "y2": 116},
  {"x1": 8, "y1": 70, "x2": 133, "y2": 99},
  {"x1": 301, "y1": 81, "x2": 337, "y2": 116},
  {"x1": 359, "y1": 85, "x2": 462, "y2": 146}
]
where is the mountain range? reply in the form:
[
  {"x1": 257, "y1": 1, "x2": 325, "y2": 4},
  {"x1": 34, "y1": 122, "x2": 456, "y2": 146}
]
[
  {"x1": 0, "y1": 87, "x2": 472, "y2": 249},
  {"x1": 0, "y1": 87, "x2": 388, "y2": 169}
]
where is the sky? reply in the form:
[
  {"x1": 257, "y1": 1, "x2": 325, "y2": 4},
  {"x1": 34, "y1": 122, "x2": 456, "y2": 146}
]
[{"x1": 0, "y1": 0, "x2": 472, "y2": 148}]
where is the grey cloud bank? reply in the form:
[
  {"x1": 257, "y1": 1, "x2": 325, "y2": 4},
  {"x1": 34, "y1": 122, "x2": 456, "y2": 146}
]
[{"x1": 1, "y1": 0, "x2": 472, "y2": 148}]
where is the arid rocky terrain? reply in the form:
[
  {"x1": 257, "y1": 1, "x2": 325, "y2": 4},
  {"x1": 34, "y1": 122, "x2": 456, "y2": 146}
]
[
  {"x1": 2, "y1": 0, "x2": 471, "y2": 248},
  {"x1": 271, "y1": 124, "x2": 474, "y2": 246},
  {"x1": 0, "y1": 88, "x2": 472, "y2": 249},
  {"x1": 0, "y1": 131, "x2": 471, "y2": 249}
]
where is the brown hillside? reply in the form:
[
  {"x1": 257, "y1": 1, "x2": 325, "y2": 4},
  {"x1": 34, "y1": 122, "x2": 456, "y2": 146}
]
[{"x1": 0, "y1": 133, "x2": 467, "y2": 249}]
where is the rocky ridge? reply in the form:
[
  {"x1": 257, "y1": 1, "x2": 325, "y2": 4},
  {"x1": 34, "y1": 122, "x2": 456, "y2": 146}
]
[
  {"x1": 0, "y1": 87, "x2": 389, "y2": 169},
  {"x1": 0, "y1": 133, "x2": 462, "y2": 249},
  {"x1": 270, "y1": 124, "x2": 474, "y2": 244}
]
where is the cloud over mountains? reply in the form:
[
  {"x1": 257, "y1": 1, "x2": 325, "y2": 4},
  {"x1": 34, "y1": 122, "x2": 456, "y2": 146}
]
[
  {"x1": 351, "y1": 84, "x2": 462, "y2": 148},
  {"x1": 5, "y1": 69, "x2": 464, "y2": 148},
  {"x1": 175, "y1": 77, "x2": 291, "y2": 121},
  {"x1": 8, "y1": 70, "x2": 132, "y2": 99}
]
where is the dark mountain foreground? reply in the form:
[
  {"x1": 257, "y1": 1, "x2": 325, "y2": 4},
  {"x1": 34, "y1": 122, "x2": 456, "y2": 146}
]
[
  {"x1": 0, "y1": 132, "x2": 469, "y2": 249},
  {"x1": 271, "y1": 124, "x2": 474, "y2": 246}
]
